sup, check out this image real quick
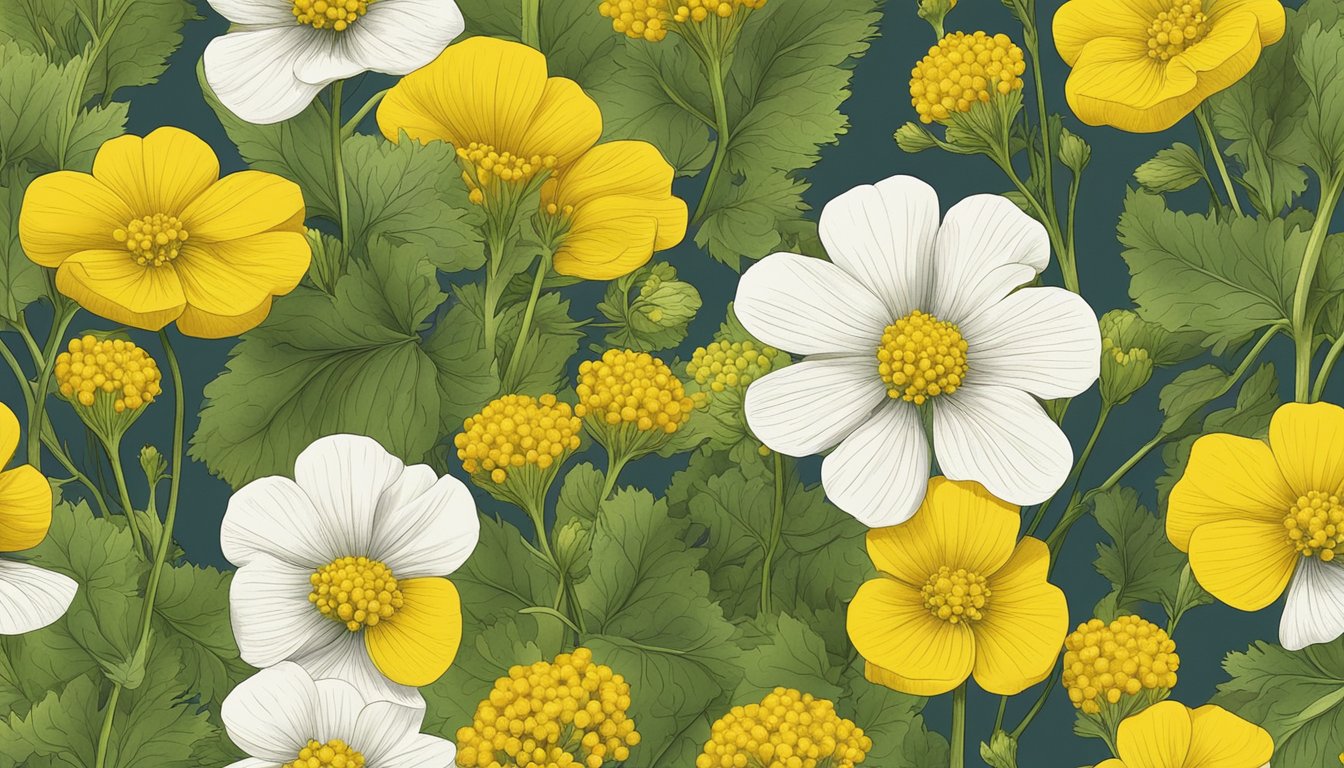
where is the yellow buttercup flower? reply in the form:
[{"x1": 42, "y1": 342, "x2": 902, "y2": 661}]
[
  {"x1": 696, "y1": 687, "x2": 872, "y2": 768},
  {"x1": 19, "y1": 127, "x2": 309, "y2": 338},
  {"x1": 54, "y1": 335, "x2": 162, "y2": 412},
  {"x1": 455, "y1": 394, "x2": 582, "y2": 485},
  {"x1": 575, "y1": 349, "x2": 696, "y2": 436},
  {"x1": 847, "y1": 477, "x2": 1069, "y2": 696},
  {"x1": 1063, "y1": 615, "x2": 1179, "y2": 715},
  {"x1": 909, "y1": 31, "x2": 1026, "y2": 124},
  {"x1": 1053, "y1": 0, "x2": 1285, "y2": 133},
  {"x1": 1096, "y1": 701, "x2": 1271, "y2": 768}
]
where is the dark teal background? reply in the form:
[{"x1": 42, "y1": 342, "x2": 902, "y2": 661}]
[{"x1": 2, "y1": 0, "x2": 1327, "y2": 765}]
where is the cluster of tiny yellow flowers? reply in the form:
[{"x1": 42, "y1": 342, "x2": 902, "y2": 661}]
[
  {"x1": 1063, "y1": 616, "x2": 1179, "y2": 715},
  {"x1": 309, "y1": 556, "x2": 404, "y2": 632},
  {"x1": 284, "y1": 739, "x2": 365, "y2": 768},
  {"x1": 909, "y1": 31, "x2": 1026, "y2": 124},
  {"x1": 876, "y1": 310, "x2": 969, "y2": 404},
  {"x1": 113, "y1": 213, "x2": 189, "y2": 267},
  {"x1": 456, "y1": 394, "x2": 583, "y2": 484},
  {"x1": 1284, "y1": 491, "x2": 1344, "y2": 561},
  {"x1": 598, "y1": 0, "x2": 766, "y2": 41},
  {"x1": 1102, "y1": 338, "x2": 1151, "y2": 368},
  {"x1": 1145, "y1": 0, "x2": 1209, "y2": 61},
  {"x1": 671, "y1": 0, "x2": 766, "y2": 24},
  {"x1": 575, "y1": 350, "x2": 696, "y2": 434},
  {"x1": 921, "y1": 566, "x2": 990, "y2": 624},
  {"x1": 455, "y1": 648, "x2": 640, "y2": 768},
  {"x1": 687, "y1": 340, "x2": 781, "y2": 393},
  {"x1": 458, "y1": 143, "x2": 557, "y2": 205},
  {"x1": 696, "y1": 688, "x2": 871, "y2": 768},
  {"x1": 55, "y1": 336, "x2": 162, "y2": 411},
  {"x1": 291, "y1": 0, "x2": 369, "y2": 31}
]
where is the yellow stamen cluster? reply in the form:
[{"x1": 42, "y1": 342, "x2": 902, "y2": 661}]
[
  {"x1": 455, "y1": 394, "x2": 582, "y2": 484},
  {"x1": 291, "y1": 0, "x2": 369, "y2": 31},
  {"x1": 309, "y1": 556, "x2": 404, "y2": 632},
  {"x1": 575, "y1": 350, "x2": 695, "y2": 434},
  {"x1": 909, "y1": 31, "x2": 1026, "y2": 124},
  {"x1": 598, "y1": 0, "x2": 766, "y2": 41},
  {"x1": 695, "y1": 687, "x2": 872, "y2": 768},
  {"x1": 921, "y1": 566, "x2": 989, "y2": 624},
  {"x1": 876, "y1": 310, "x2": 968, "y2": 404},
  {"x1": 672, "y1": 0, "x2": 766, "y2": 24},
  {"x1": 1285, "y1": 491, "x2": 1344, "y2": 561},
  {"x1": 1146, "y1": 0, "x2": 1209, "y2": 61},
  {"x1": 455, "y1": 648, "x2": 641, "y2": 768},
  {"x1": 458, "y1": 143, "x2": 556, "y2": 205},
  {"x1": 1103, "y1": 338, "x2": 1151, "y2": 368},
  {"x1": 1063, "y1": 616, "x2": 1179, "y2": 715},
  {"x1": 55, "y1": 335, "x2": 162, "y2": 411},
  {"x1": 113, "y1": 213, "x2": 189, "y2": 267},
  {"x1": 284, "y1": 739, "x2": 365, "y2": 768},
  {"x1": 687, "y1": 340, "x2": 781, "y2": 393}
]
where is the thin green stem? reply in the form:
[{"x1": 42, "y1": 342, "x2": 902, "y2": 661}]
[
  {"x1": 93, "y1": 685, "x2": 123, "y2": 768},
  {"x1": 1194, "y1": 105, "x2": 1243, "y2": 217},
  {"x1": 503, "y1": 254, "x2": 550, "y2": 389},
  {"x1": 330, "y1": 80, "x2": 352, "y2": 251},
  {"x1": 599, "y1": 451, "x2": 631, "y2": 501},
  {"x1": 997, "y1": 157, "x2": 1076, "y2": 292},
  {"x1": 521, "y1": 0, "x2": 541, "y2": 47},
  {"x1": 26, "y1": 303, "x2": 77, "y2": 470},
  {"x1": 481, "y1": 230, "x2": 509, "y2": 360},
  {"x1": 950, "y1": 683, "x2": 967, "y2": 768},
  {"x1": 1010, "y1": 670, "x2": 1057, "y2": 740},
  {"x1": 1023, "y1": 21, "x2": 1058, "y2": 241},
  {"x1": 692, "y1": 51, "x2": 732, "y2": 226},
  {"x1": 104, "y1": 438, "x2": 144, "y2": 557},
  {"x1": 1313, "y1": 332, "x2": 1344, "y2": 401},
  {"x1": 341, "y1": 88, "x2": 388, "y2": 138},
  {"x1": 1292, "y1": 173, "x2": 1344, "y2": 401},
  {"x1": 994, "y1": 695, "x2": 1008, "y2": 734},
  {"x1": 758, "y1": 451, "x2": 786, "y2": 616},
  {"x1": 1025, "y1": 403, "x2": 1109, "y2": 538}
]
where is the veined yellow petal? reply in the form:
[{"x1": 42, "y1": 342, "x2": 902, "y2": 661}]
[
  {"x1": 174, "y1": 232, "x2": 310, "y2": 315},
  {"x1": 551, "y1": 141, "x2": 677, "y2": 207},
  {"x1": 180, "y1": 171, "x2": 306, "y2": 243},
  {"x1": 0, "y1": 402, "x2": 19, "y2": 466},
  {"x1": 365, "y1": 577, "x2": 463, "y2": 687},
  {"x1": 971, "y1": 538, "x2": 1068, "y2": 696},
  {"x1": 517, "y1": 77, "x2": 603, "y2": 170},
  {"x1": 1188, "y1": 519, "x2": 1297, "y2": 610},
  {"x1": 847, "y1": 577, "x2": 975, "y2": 696},
  {"x1": 553, "y1": 210, "x2": 660, "y2": 281},
  {"x1": 175, "y1": 297, "x2": 273, "y2": 340},
  {"x1": 1167, "y1": 11, "x2": 1265, "y2": 92},
  {"x1": 1094, "y1": 761, "x2": 1127, "y2": 768},
  {"x1": 19, "y1": 171, "x2": 132, "y2": 267},
  {"x1": 1167, "y1": 433, "x2": 1294, "y2": 551},
  {"x1": 92, "y1": 127, "x2": 220, "y2": 215},
  {"x1": 0, "y1": 466, "x2": 52, "y2": 552},
  {"x1": 1064, "y1": 37, "x2": 1186, "y2": 133},
  {"x1": 1114, "y1": 700, "x2": 1193, "y2": 768},
  {"x1": 1184, "y1": 705, "x2": 1274, "y2": 768},
  {"x1": 1267, "y1": 402, "x2": 1344, "y2": 497},
  {"x1": 55, "y1": 250, "x2": 186, "y2": 331},
  {"x1": 1052, "y1": 0, "x2": 1164, "y2": 66},
  {"x1": 1208, "y1": 0, "x2": 1285, "y2": 45}
]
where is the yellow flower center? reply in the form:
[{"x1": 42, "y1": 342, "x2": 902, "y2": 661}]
[
  {"x1": 1284, "y1": 491, "x2": 1344, "y2": 561},
  {"x1": 671, "y1": 0, "x2": 766, "y2": 23},
  {"x1": 454, "y1": 394, "x2": 582, "y2": 484},
  {"x1": 1146, "y1": 0, "x2": 1210, "y2": 61},
  {"x1": 113, "y1": 214, "x2": 188, "y2": 267},
  {"x1": 575, "y1": 349, "x2": 697, "y2": 435},
  {"x1": 291, "y1": 0, "x2": 371, "y2": 31},
  {"x1": 1063, "y1": 615, "x2": 1179, "y2": 715},
  {"x1": 55, "y1": 335, "x2": 162, "y2": 411},
  {"x1": 308, "y1": 556, "x2": 404, "y2": 632},
  {"x1": 876, "y1": 310, "x2": 969, "y2": 404},
  {"x1": 909, "y1": 31, "x2": 1027, "y2": 124},
  {"x1": 694, "y1": 687, "x2": 872, "y2": 768},
  {"x1": 284, "y1": 739, "x2": 365, "y2": 768},
  {"x1": 598, "y1": 0, "x2": 766, "y2": 41},
  {"x1": 687, "y1": 340, "x2": 781, "y2": 393},
  {"x1": 457, "y1": 143, "x2": 556, "y2": 205},
  {"x1": 920, "y1": 566, "x2": 990, "y2": 624}
]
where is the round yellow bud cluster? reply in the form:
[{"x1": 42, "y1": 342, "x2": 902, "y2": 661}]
[
  {"x1": 1285, "y1": 491, "x2": 1344, "y2": 561},
  {"x1": 54, "y1": 335, "x2": 162, "y2": 411},
  {"x1": 455, "y1": 394, "x2": 582, "y2": 484},
  {"x1": 599, "y1": 0, "x2": 670, "y2": 41},
  {"x1": 696, "y1": 687, "x2": 872, "y2": 768},
  {"x1": 1063, "y1": 616, "x2": 1180, "y2": 715},
  {"x1": 284, "y1": 738, "x2": 365, "y2": 768},
  {"x1": 909, "y1": 31, "x2": 1026, "y2": 124},
  {"x1": 290, "y1": 0, "x2": 369, "y2": 32},
  {"x1": 309, "y1": 555, "x2": 403, "y2": 632},
  {"x1": 876, "y1": 310, "x2": 968, "y2": 404},
  {"x1": 672, "y1": 0, "x2": 766, "y2": 24},
  {"x1": 575, "y1": 350, "x2": 696, "y2": 435},
  {"x1": 455, "y1": 648, "x2": 641, "y2": 768},
  {"x1": 687, "y1": 340, "x2": 781, "y2": 393},
  {"x1": 113, "y1": 213, "x2": 189, "y2": 267}
]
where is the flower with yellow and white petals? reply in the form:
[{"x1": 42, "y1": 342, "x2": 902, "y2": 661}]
[
  {"x1": 202, "y1": 0, "x2": 465, "y2": 125},
  {"x1": 222, "y1": 662, "x2": 456, "y2": 768},
  {"x1": 221, "y1": 434, "x2": 479, "y2": 706},
  {"x1": 735, "y1": 174, "x2": 1100, "y2": 527}
]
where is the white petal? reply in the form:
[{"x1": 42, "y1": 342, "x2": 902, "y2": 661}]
[
  {"x1": 743, "y1": 356, "x2": 886, "y2": 456},
  {"x1": 0, "y1": 560, "x2": 76, "y2": 635},
  {"x1": 819, "y1": 175, "x2": 938, "y2": 318},
  {"x1": 206, "y1": 0, "x2": 295, "y2": 24},
  {"x1": 371, "y1": 470, "x2": 480, "y2": 578},
  {"x1": 341, "y1": 0, "x2": 465, "y2": 75},
  {"x1": 314, "y1": 678, "x2": 368, "y2": 743},
  {"x1": 959, "y1": 287, "x2": 1101, "y2": 399},
  {"x1": 734, "y1": 252, "x2": 890, "y2": 356},
  {"x1": 933, "y1": 384, "x2": 1072, "y2": 506},
  {"x1": 930, "y1": 195, "x2": 1050, "y2": 323},
  {"x1": 203, "y1": 27, "x2": 327, "y2": 125},
  {"x1": 1280, "y1": 557, "x2": 1344, "y2": 651},
  {"x1": 298, "y1": 631, "x2": 424, "y2": 708},
  {"x1": 351, "y1": 701, "x2": 427, "y2": 762},
  {"x1": 230, "y1": 556, "x2": 343, "y2": 668},
  {"x1": 292, "y1": 35, "x2": 368, "y2": 87},
  {"x1": 821, "y1": 402, "x2": 930, "y2": 527},
  {"x1": 222, "y1": 663, "x2": 319, "y2": 762},
  {"x1": 226, "y1": 760, "x2": 282, "y2": 768},
  {"x1": 378, "y1": 734, "x2": 457, "y2": 768},
  {"x1": 295, "y1": 435, "x2": 407, "y2": 559},
  {"x1": 221, "y1": 476, "x2": 330, "y2": 569}
]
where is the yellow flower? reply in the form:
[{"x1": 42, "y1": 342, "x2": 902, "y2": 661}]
[
  {"x1": 55, "y1": 335, "x2": 162, "y2": 412},
  {"x1": 1096, "y1": 701, "x2": 1271, "y2": 768},
  {"x1": 454, "y1": 394, "x2": 582, "y2": 485},
  {"x1": 1053, "y1": 0, "x2": 1285, "y2": 133},
  {"x1": 696, "y1": 687, "x2": 871, "y2": 768},
  {"x1": 847, "y1": 477, "x2": 1068, "y2": 696},
  {"x1": 599, "y1": 0, "x2": 767, "y2": 42},
  {"x1": 575, "y1": 349, "x2": 696, "y2": 436},
  {"x1": 19, "y1": 127, "x2": 309, "y2": 338},
  {"x1": 909, "y1": 31, "x2": 1026, "y2": 124},
  {"x1": 1063, "y1": 615, "x2": 1179, "y2": 715}
]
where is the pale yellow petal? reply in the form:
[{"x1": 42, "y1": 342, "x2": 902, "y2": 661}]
[
  {"x1": 1167, "y1": 11, "x2": 1265, "y2": 98},
  {"x1": 1052, "y1": 0, "x2": 1164, "y2": 65},
  {"x1": 92, "y1": 127, "x2": 220, "y2": 215},
  {"x1": 847, "y1": 577, "x2": 975, "y2": 696},
  {"x1": 19, "y1": 171, "x2": 133, "y2": 267},
  {"x1": 180, "y1": 171, "x2": 306, "y2": 243},
  {"x1": 1114, "y1": 700, "x2": 1193, "y2": 768},
  {"x1": 971, "y1": 538, "x2": 1068, "y2": 695},
  {"x1": 1184, "y1": 705, "x2": 1274, "y2": 768},
  {"x1": 1267, "y1": 402, "x2": 1344, "y2": 496},
  {"x1": 55, "y1": 250, "x2": 186, "y2": 331},
  {"x1": 518, "y1": 76, "x2": 603, "y2": 168},
  {"x1": 553, "y1": 210, "x2": 659, "y2": 281},
  {"x1": 1167, "y1": 433, "x2": 1294, "y2": 551},
  {"x1": 0, "y1": 466, "x2": 52, "y2": 552},
  {"x1": 365, "y1": 577, "x2": 463, "y2": 687},
  {"x1": 1188, "y1": 519, "x2": 1297, "y2": 610}
]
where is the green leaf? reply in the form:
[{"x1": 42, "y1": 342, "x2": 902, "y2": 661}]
[
  {"x1": 695, "y1": 171, "x2": 809, "y2": 271},
  {"x1": 1294, "y1": 19, "x2": 1344, "y2": 179},
  {"x1": 0, "y1": 165, "x2": 45, "y2": 322},
  {"x1": 842, "y1": 661, "x2": 948, "y2": 768},
  {"x1": 150, "y1": 566, "x2": 251, "y2": 706},
  {"x1": 105, "y1": 640, "x2": 217, "y2": 768},
  {"x1": 556, "y1": 462, "x2": 605, "y2": 528},
  {"x1": 1090, "y1": 486, "x2": 1208, "y2": 620},
  {"x1": 421, "y1": 616, "x2": 546, "y2": 739},
  {"x1": 735, "y1": 614, "x2": 842, "y2": 702},
  {"x1": 452, "y1": 282, "x2": 584, "y2": 397},
  {"x1": 1216, "y1": 637, "x2": 1344, "y2": 767},
  {"x1": 0, "y1": 674, "x2": 101, "y2": 767},
  {"x1": 1157, "y1": 365, "x2": 1234, "y2": 436},
  {"x1": 1133, "y1": 143, "x2": 1209, "y2": 193}
]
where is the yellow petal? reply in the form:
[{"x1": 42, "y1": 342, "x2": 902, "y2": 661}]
[
  {"x1": 1184, "y1": 705, "x2": 1274, "y2": 768},
  {"x1": 846, "y1": 577, "x2": 975, "y2": 696},
  {"x1": 971, "y1": 538, "x2": 1068, "y2": 695},
  {"x1": 865, "y1": 477, "x2": 1019, "y2": 588},
  {"x1": 174, "y1": 232, "x2": 310, "y2": 315},
  {"x1": 1063, "y1": 37, "x2": 1187, "y2": 133},
  {"x1": 365, "y1": 577, "x2": 463, "y2": 687},
  {"x1": 0, "y1": 466, "x2": 52, "y2": 552},
  {"x1": 552, "y1": 141, "x2": 677, "y2": 206},
  {"x1": 1167, "y1": 11, "x2": 1265, "y2": 96},
  {"x1": 1267, "y1": 402, "x2": 1344, "y2": 496},
  {"x1": 1052, "y1": 0, "x2": 1164, "y2": 66},
  {"x1": 180, "y1": 171, "x2": 306, "y2": 243},
  {"x1": 517, "y1": 77, "x2": 603, "y2": 168},
  {"x1": 1167, "y1": 433, "x2": 1294, "y2": 551},
  {"x1": 553, "y1": 209, "x2": 660, "y2": 281},
  {"x1": 1188, "y1": 519, "x2": 1297, "y2": 610},
  {"x1": 1114, "y1": 700, "x2": 1193, "y2": 768},
  {"x1": 1208, "y1": 0, "x2": 1285, "y2": 45},
  {"x1": 1094, "y1": 761, "x2": 1127, "y2": 768},
  {"x1": 176, "y1": 296, "x2": 273, "y2": 339},
  {"x1": 92, "y1": 127, "x2": 220, "y2": 215},
  {"x1": 0, "y1": 402, "x2": 19, "y2": 466},
  {"x1": 19, "y1": 171, "x2": 133, "y2": 267},
  {"x1": 55, "y1": 250, "x2": 186, "y2": 331}
]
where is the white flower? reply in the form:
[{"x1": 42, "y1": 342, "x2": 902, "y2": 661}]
[
  {"x1": 203, "y1": 0, "x2": 466, "y2": 124},
  {"x1": 736, "y1": 175, "x2": 1100, "y2": 526},
  {"x1": 222, "y1": 662, "x2": 456, "y2": 768},
  {"x1": 222, "y1": 434, "x2": 479, "y2": 706}
]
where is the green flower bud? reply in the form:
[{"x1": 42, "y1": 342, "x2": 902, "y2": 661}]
[
  {"x1": 915, "y1": 0, "x2": 956, "y2": 37},
  {"x1": 1058, "y1": 126, "x2": 1091, "y2": 174},
  {"x1": 553, "y1": 519, "x2": 593, "y2": 582},
  {"x1": 139, "y1": 444, "x2": 168, "y2": 487},
  {"x1": 598, "y1": 262, "x2": 701, "y2": 351},
  {"x1": 894, "y1": 122, "x2": 939, "y2": 154},
  {"x1": 979, "y1": 730, "x2": 1018, "y2": 768},
  {"x1": 1098, "y1": 310, "x2": 1203, "y2": 406}
]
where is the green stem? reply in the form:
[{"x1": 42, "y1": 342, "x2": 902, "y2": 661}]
[
  {"x1": 997, "y1": 157, "x2": 1076, "y2": 293},
  {"x1": 692, "y1": 51, "x2": 731, "y2": 227},
  {"x1": 521, "y1": 0, "x2": 541, "y2": 48},
  {"x1": 1313, "y1": 332, "x2": 1344, "y2": 401},
  {"x1": 341, "y1": 88, "x2": 388, "y2": 138},
  {"x1": 1025, "y1": 403, "x2": 1109, "y2": 538},
  {"x1": 103, "y1": 438, "x2": 144, "y2": 558},
  {"x1": 503, "y1": 253, "x2": 550, "y2": 389},
  {"x1": 1010, "y1": 670, "x2": 1057, "y2": 740},
  {"x1": 1023, "y1": 21, "x2": 1058, "y2": 242},
  {"x1": 994, "y1": 695, "x2": 1008, "y2": 734},
  {"x1": 758, "y1": 451, "x2": 786, "y2": 616},
  {"x1": 93, "y1": 685, "x2": 123, "y2": 768},
  {"x1": 950, "y1": 683, "x2": 967, "y2": 768},
  {"x1": 599, "y1": 451, "x2": 631, "y2": 501},
  {"x1": 1292, "y1": 173, "x2": 1344, "y2": 402},
  {"x1": 26, "y1": 303, "x2": 77, "y2": 470},
  {"x1": 1194, "y1": 105, "x2": 1242, "y2": 217},
  {"x1": 481, "y1": 230, "x2": 508, "y2": 360},
  {"x1": 330, "y1": 80, "x2": 352, "y2": 251}
]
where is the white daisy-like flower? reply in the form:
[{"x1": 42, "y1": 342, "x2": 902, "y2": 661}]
[
  {"x1": 222, "y1": 662, "x2": 456, "y2": 768},
  {"x1": 222, "y1": 434, "x2": 479, "y2": 706},
  {"x1": 202, "y1": 0, "x2": 466, "y2": 125},
  {"x1": 736, "y1": 175, "x2": 1101, "y2": 526}
]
